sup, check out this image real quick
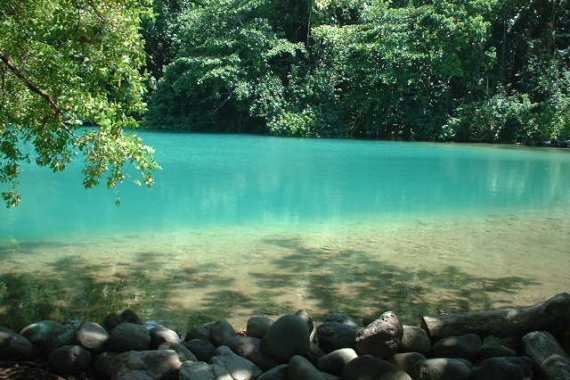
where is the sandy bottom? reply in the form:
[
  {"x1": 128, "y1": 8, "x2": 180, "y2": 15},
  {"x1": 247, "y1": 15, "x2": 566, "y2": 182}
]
[{"x1": 0, "y1": 210, "x2": 568, "y2": 331}]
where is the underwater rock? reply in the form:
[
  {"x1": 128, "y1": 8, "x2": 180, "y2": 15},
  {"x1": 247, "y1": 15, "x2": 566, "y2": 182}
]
[
  {"x1": 432, "y1": 333, "x2": 482, "y2": 360},
  {"x1": 400, "y1": 325, "x2": 431, "y2": 354},
  {"x1": 107, "y1": 322, "x2": 151, "y2": 352},
  {"x1": 247, "y1": 315, "x2": 274, "y2": 339},
  {"x1": 288, "y1": 355, "x2": 325, "y2": 380},
  {"x1": 76, "y1": 321, "x2": 109, "y2": 352},
  {"x1": 48, "y1": 344, "x2": 91, "y2": 376},
  {"x1": 317, "y1": 348, "x2": 358, "y2": 375},
  {"x1": 0, "y1": 327, "x2": 35, "y2": 360},
  {"x1": 184, "y1": 338, "x2": 216, "y2": 362},
  {"x1": 261, "y1": 314, "x2": 311, "y2": 362}
]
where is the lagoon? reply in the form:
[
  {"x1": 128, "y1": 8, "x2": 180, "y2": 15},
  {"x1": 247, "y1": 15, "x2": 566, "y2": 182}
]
[{"x1": 1, "y1": 133, "x2": 569, "y2": 329}]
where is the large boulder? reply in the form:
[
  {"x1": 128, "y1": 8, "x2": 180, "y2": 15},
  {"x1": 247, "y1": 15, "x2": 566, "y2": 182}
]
[
  {"x1": 261, "y1": 314, "x2": 311, "y2": 362},
  {"x1": 480, "y1": 336, "x2": 517, "y2": 359},
  {"x1": 48, "y1": 345, "x2": 92, "y2": 376},
  {"x1": 108, "y1": 350, "x2": 182, "y2": 380},
  {"x1": 379, "y1": 371, "x2": 412, "y2": 380},
  {"x1": 185, "y1": 338, "x2": 216, "y2": 362},
  {"x1": 0, "y1": 327, "x2": 35, "y2": 360},
  {"x1": 247, "y1": 316, "x2": 274, "y2": 339},
  {"x1": 103, "y1": 309, "x2": 143, "y2": 331},
  {"x1": 179, "y1": 361, "x2": 215, "y2": 380},
  {"x1": 76, "y1": 322, "x2": 109, "y2": 352},
  {"x1": 150, "y1": 325, "x2": 180, "y2": 348},
  {"x1": 414, "y1": 358, "x2": 472, "y2": 380},
  {"x1": 470, "y1": 357, "x2": 534, "y2": 380},
  {"x1": 211, "y1": 346, "x2": 262, "y2": 380},
  {"x1": 317, "y1": 348, "x2": 358, "y2": 375},
  {"x1": 20, "y1": 320, "x2": 67, "y2": 355},
  {"x1": 432, "y1": 334, "x2": 481, "y2": 360},
  {"x1": 209, "y1": 320, "x2": 237, "y2": 347},
  {"x1": 295, "y1": 310, "x2": 314, "y2": 334},
  {"x1": 400, "y1": 326, "x2": 431, "y2": 354},
  {"x1": 342, "y1": 354, "x2": 398, "y2": 380},
  {"x1": 355, "y1": 311, "x2": 402, "y2": 358},
  {"x1": 107, "y1": 322, "x2": 151, "y2": 352},
  {"x1": 288, "y1": 355, "x2": 325, "y2": 380}
]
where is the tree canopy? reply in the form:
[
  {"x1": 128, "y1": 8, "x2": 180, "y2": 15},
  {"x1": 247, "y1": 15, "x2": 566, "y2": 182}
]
[{"x1": 0, "y1": 0, "x2": 159, "y2": 207}]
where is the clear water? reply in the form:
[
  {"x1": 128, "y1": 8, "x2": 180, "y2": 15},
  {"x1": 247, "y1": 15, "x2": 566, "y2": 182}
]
[{"x1": 1, "y1": 133, "x2": 569, "y2": 329}]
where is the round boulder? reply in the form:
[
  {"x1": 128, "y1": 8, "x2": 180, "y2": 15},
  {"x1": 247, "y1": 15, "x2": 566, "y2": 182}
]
[
  {"x1": 48, "y1": 345, "x2": 91, "y2": 375},
  {"x1": 317, "y1": 322, "x2": 358, "y2": 353},
  {"x1": 159, "y1": 341, "x2": 197, "y2": 362},
  {"x1": 258, "y1": 364, "x2": 288, "y2": 380},
  {"x1": 209, "y1": 320, "x2": 236, "y2": 347},
  {"x1": 379, "y1": 371, "x2": 412, "y2": 380},
  {"x1": 317, "y1": 348, "x2": 357, "y2": 375},
  {"x1": 471, "y1": 357, "x2": 534, "y2": 380},
  {"x1": 76, "y1": 322, "x2": 109, "y2": 352},
  {"x1": 261, "y1": 314, "x2": 310, "y2": 362},
  {"x1": 391, "y1": 352, "x2": 426, "y2": 375},
  {"x1": 355, "y1": 311, "x2": 403, "y2": 358},
  {"x1": 103, "y1": 309, "x2": 142, "y2": 332},
  {"x1": 150, "y1": 324, "x2": 180, "y2": 347},
  {"x1": 342, "y1": 354, "x2": 399, "y2": 380},
  {"x1": 185, "y1": 338, "x2": 216, "y2": 362},
  {"x1": 20, "y1": 320, "x2": 67, "y2": 355},
  {"x1": 107, "y1": 322, "x2": 151, "y2": 352}
]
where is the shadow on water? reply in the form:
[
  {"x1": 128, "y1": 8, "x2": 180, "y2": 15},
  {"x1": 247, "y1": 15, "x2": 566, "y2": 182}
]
[{"x1": 0, "y1": 237, "x2": 541, "y2": 330}]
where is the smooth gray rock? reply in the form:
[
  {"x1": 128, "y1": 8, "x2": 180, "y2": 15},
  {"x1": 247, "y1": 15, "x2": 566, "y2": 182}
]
[
  {"x1": 415, "y1": 358, "x2": 472, "y2": 380},
  {"x1": 258, "y1": 364, "x2": 288, "y2": 380},
  {"x1": 323, "y1": 313, "x2": 359, "y2": 328},
  {"x1": 179, "y1": 361, "x2": 215, "y2": 380},
  {"x1": 317, "y1": 322, "x2": 358, "y2": 353},
  {"x1": 185, "y1": 338, "x2": 216, "y2": 362},
  {"x1": 211, "y1": 345, "x2": 262, "y2": 380},
  {"x1": 400, "y1": 325, "x2": 431, "y2": 353},
  {"x1": 150, "y1": 325, "x2": 180, "y2": 347},
  {"x1": 0, "y1": 327, "x2": 35, "y2": 360},
  {"x1": 262, "y1": 314, "x2": 311, "y2": 362},
  {"x1": 524, "y1": 330, "x2": 570, "y2": 380},
  {"x1": 48, "y1": 344, "x2": 91, "y2": 375},
  {"x1": 20, "y1": 320, "x2": 67, "y2": 355},
  {"x1": 317, "y1": 348, "x2": 358, "y2": 375},
  {"x1": 76, "y1": 322, "x2": 109, "y2": 352},
  {"x1": 226, "y1": 335, "x2": 279, "y2": 370},
  {"x1": 295, "y1": 310, "x2": 314, "y2": 334},
  {"x1": 159, "y1": 342, "x2": 197, "y2": 362},
  {"x1": 103, "y1": 309, "x2": 143, "y2": 331},
  {"x1": 342, "y1": 354, "x2": 398, "y2": 380},
  {"x1": 288, "y1": 355, "x2": 325, "y2": 380},
  {"x1": 109, "y1": 350, "x2": 182, "y2": 380},
  {"x1": 187, "y1": 322, "x2": 213, "y2": 342},
  {"x1": 210, "y1": 320, "x2": 237, "y2": 347},
  {"x1": 107, "y1": 322, "x2": 151, "y2": 352},
  {"x1": 390, "y1": 352, "x2": 426, "y2": 375},
  {"x1": 247, "y1": 316, "x2": 274, "y2": 338},
  {"x1": 471, "y1": 357, "x2": 534, "y2": 380},
  {"x1": 355, "y1": 311, "x2": 402, "y2": 358},
  {"x1": 432, "y1": 334, "x2": 482, "y2": 360},
  {"x1": 94, "y1": 351, "x2": 118, "y2": 378}
]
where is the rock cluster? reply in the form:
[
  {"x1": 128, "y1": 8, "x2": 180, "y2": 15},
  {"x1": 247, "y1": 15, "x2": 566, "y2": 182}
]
[{"x1": 0, "y1": 302, "x2": 569, "y2": 380}]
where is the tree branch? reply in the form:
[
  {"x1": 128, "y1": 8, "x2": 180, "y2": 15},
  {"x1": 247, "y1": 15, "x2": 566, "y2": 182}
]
[{"x1": 0, "y1": 52, "x2": 72, "y2": 134}]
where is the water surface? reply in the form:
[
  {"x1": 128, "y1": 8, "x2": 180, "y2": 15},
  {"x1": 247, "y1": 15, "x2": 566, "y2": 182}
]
[{"x1": 1, "y1": 133, "x2": 569, "y2": 329}]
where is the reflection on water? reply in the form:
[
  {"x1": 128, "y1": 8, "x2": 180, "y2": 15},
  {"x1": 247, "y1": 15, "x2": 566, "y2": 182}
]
[{"x1": 0, "y1": 135, "x2": 569, "y2": 329}]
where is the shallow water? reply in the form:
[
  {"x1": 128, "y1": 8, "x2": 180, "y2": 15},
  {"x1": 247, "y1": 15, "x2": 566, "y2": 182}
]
[{"x1": 0, "y1": 133, "x2": 569, "y2": 329}]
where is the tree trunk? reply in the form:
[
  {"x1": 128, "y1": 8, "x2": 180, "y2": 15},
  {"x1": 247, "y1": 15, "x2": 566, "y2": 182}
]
[{"x1": 420, "y1": 293, "x2": 570, "y2": 340}]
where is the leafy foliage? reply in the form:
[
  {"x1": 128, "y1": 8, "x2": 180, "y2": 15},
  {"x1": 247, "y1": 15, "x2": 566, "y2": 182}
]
[{"x1": 0, "y1": 0, "x2": 160, "y2": 207}]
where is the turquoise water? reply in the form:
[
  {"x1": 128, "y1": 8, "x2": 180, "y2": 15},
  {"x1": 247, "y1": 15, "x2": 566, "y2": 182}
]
[
  {"x1": 0, "y1": 133, "x2": 569, "y2": 328},
  {"x1": 2, "y1": 133, "x2": 570, "y2": 239}
]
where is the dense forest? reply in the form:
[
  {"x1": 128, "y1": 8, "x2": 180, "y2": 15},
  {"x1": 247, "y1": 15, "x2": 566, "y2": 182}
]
[
  {"x1": 143, "y1": 0, "x2": 570, "y2": 144},
  {"x1": 1, "y1": 0, "x2": 569, "y2": 206}
]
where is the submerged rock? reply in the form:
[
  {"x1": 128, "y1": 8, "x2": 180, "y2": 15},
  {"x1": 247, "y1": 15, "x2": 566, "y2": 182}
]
[
  {"x1": 258, "y1": 364, "x2": 288, "y2": 380},
  {"x1": 180, "y1": 361, "x2": 215, "y2": 380},
  {"x1": 317, "y1": 322, "x2": 358, "y2": 353},
  {"x1": 211, "y1": 345, "x2": 262, "y2": 380},
  {"x1": 209, "y1": 320, "x2": 237, "y2": 347},
  {"x1": 355, "y1": 311, "x2": 403, "y2": 358},
  {"x1": 159, "y1": 342, "x2": 197, "y2": 362},
  {"x1": 103, "y1": 309, "x2": 143, "y2": 332},
  {"x1": 391, "y1": 352, "x2": 426, "y2": 375},
  {"x1": 0, "y1": 327, "x2": 35, "y2": 360},
  {"x1": 150, "y1": 324, "x2": 180, "y2": 347},
  {"x1": 471, "y1": 357, "x2": 534, "y2": 380},
  {"x1": 109, "y1": 349, "x2": 182, "y2": 380},
  {"x1": 415, "y1": 358, "x2": 472, "y2": 380},
  {"x1": 261, "y1": 314, "x2": 311, "y2": 362},
  {"x1": 107, "y1": 322, "x2": 151, "y2": 352},
  {"x1": 342, "y1": 354, "x2": 398, "y2": 380}
]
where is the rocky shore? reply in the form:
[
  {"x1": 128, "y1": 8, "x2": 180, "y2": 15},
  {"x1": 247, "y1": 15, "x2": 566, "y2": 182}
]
[{"x1": 1, "y1": 293, "x2": 569, "y2": 380}]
